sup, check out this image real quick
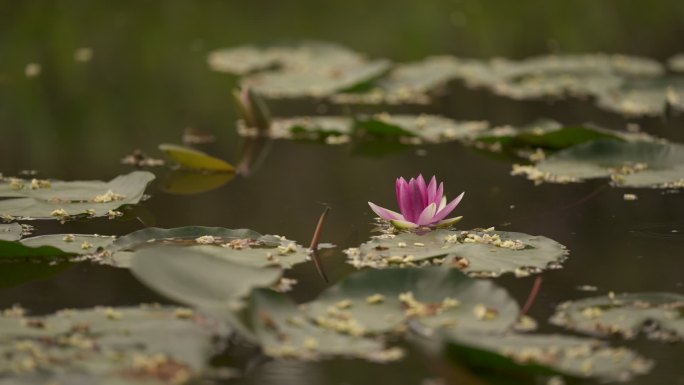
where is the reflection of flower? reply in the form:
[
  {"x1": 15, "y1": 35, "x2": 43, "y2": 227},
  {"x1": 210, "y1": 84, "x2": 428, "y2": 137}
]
[{"x1": 369, "y1": 175, "x2": 464, "y2": 229}]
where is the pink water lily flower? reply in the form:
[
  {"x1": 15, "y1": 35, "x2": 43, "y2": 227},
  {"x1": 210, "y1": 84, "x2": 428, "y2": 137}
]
[{"x1": 369, "y1": 175, "x2": 464, "y2": 229}]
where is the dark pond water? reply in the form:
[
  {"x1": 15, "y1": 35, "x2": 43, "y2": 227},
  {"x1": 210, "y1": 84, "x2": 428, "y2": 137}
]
[{"x1": 1, "y1": 2, "x2": 684, "y2": 384}]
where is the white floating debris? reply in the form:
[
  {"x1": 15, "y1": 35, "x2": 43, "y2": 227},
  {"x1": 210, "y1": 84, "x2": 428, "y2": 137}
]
[
  {"x1": 74, "y1": 47, "x2": 93, "y2": 62},
  {"x1": 25, "y1": 63, "x2": 41, "y2": 78},
  {"x1": 623, "y1": 193, "x2": 638, "y2": 201}
]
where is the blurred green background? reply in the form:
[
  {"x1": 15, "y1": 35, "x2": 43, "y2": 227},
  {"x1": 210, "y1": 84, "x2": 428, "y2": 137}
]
[{"x1": 2, "y1": 0, "x2": 684, "y2": 174}]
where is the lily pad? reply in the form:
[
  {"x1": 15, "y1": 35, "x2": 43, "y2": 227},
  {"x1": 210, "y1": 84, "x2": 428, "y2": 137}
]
[
  {"x1": 252, "y1": 116, "x2": 354, "y2": 140},
  {"x1": 21, "y1": 234, "x2": 116, "y2": 255},
  {"x1": 668, "y1": 54, "x2": 684, "y2": 73},
  {"x1": 462, "y1": 54, "x2": 663, "y2": 100},
  {"x1": 0, "y1": 240, "x2": 71, "y2": 259},
  {"x1": 332, "y1": 56, "x2": 463, "y2": 104},
  {"x1": 550, "y1": 292, "x2": 684, "y2": 342},
  {"x1": 515, "y1": 139, "x2": 684, "y2": 188},
  {"x1": 0, "y1": 223, "x2": 22, "y2": 241},
  {"x1": 443, "y1": 332, "x2": 652, "y2": 382},
  {"x1": 241, "y1": 59, "x2": 391, "y2": 99},
  {"x1": 0, "y1": 171, "x2": 155, "y2": 220},
  {"x1": 307, "y1": 267, "x2": 519, "y2": 335},
  {"x1": 473, "y1": 119, "x2": 643, "y2": 152},
  {"x1": 346, "y1": 229, "x2": 567, "y2": 278},
  {"x1": 356, "y1": 114, "x2": 488, "y2": 144},
  {"x1": 596, "y1": 77, "x2": 684, "y2": 117},
  {"x1": 240, "y1": 289, "x2": 394, "y2": 360},
  {"x1": 107, "y1": 226, "x2": 309, "y2": 269},
  {"x1": 158, "y1": 144, "x2": 235, "y2": 172},
  {"x1": 130, "y1": 245, "x2": 282, "y2": 309},
  {"x1": 207, "y1": 41, "x2": 363, "y2": 75},
  {"x1": 0, "y1": 305, "x2": 225, "y2": 384}
]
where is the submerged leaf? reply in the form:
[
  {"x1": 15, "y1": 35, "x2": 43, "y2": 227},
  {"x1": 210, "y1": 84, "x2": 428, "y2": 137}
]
[
  {"x1": 347, "y1": 229, "x2": 567, "y2": 278},
  {"x1": 551, "y1": 292, "x2": 684, "y2": 342},
  {"x1": 158, "y1": 144, "x2": 235, "y2": 172},
  {"x1": 0, "y1": 171, "x2": 155, "y2": 220}
]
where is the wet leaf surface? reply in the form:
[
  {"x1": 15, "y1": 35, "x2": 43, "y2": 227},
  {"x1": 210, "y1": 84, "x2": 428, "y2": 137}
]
[
  {"x1": 347, "y1": 229, "x2": 567, "y2": 277},
  {"x1": 158, "y1": 144, "x2": 235, "y2": 172},
  {"x1": 596, "y1": 77, "x2": 684, "y2": 117},
  {"x1": 551, "y1": 292, "x2": 684, "y2": 342},
  {"x1": 0, "y1": 171, "x2": 155, "y2": 220},
  {"x1": 0, "y1": 223, "x2": 22, "y2": 241}
]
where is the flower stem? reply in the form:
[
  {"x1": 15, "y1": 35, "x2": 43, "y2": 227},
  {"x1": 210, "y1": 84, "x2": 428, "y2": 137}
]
[{"x1": 308, "y1": 205, "x2": 330, "y2": 282}]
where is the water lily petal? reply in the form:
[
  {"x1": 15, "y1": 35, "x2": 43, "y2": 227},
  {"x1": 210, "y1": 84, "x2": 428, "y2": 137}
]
[
  {"x1": 390, "y1": 219, "x2": 419, "y2": 229},
  {"x1": 437, "y1": 196, "x2": 447, "y2": 212},
  {"x1": 435, "y1": 182, "x2": 444, "y2": 205},
  {"x1": 416, "y1": 203, "x2": 438, "y2": 226},
  {"x1": 409, "y1": 179, "x2": 424, "y2": 222},
  {"x1": 398, "y1": 178, "x2": 412, "y2": 219},
  {"x1": 432, "y1": 192, "x2": 465, "y2": 223},
  {"x1": 427, "y1": 176, "x2": 437, "y2": 204},
  {"x1": 416, "y1": 174, "x2": 428, "y2": 206},
  {"x1": 433, "y1": 216, "x2": 463, "y2": 228},
  {"x1": 368, "y1": 202, "x2": 404, "y2": 221}
]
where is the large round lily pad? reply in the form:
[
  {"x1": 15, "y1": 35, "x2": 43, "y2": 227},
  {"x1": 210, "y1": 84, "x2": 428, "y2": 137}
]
[
  {"x1": 240, "y1": 289, "x2": 394, "y2": 361},
  {"x1": 0, "y1": 305, "x2": 225, "y2": 384},
  {"x1": 0, "y1": 171, "x2": 155, "y2": 220},
  {"x1": 515, "y1": 139, "x2": 684, "y2": 188},
  {"x1": 307, "y1": 267, "x2": 519, "y2": 335},
  {"x1": 443, "y1": 332, "x2": 653, "y2": 382},
  {"x1": 550, "y1": 292, "x2": 684, "y2": 342},
  {"x1": 596, "y1": 77, "x2": 684, "y2": 117},
  {"x1": 346, "y1": 229, "x2": 567, "y2": 278}
]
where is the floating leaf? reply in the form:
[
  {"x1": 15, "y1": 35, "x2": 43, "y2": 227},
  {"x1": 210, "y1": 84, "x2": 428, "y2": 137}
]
[
  {"x1": 550, "y1": 292, "x2": 684, "y2": 342},
  {"x1": 21, "y1": 234, "x2": 116, "y2": 255},
  {"x1": 247, "y1": 116, "x2": 354, "y2": 140},
  {"x1": 346, "y1": 229, "x2": 567, "y2": 278},
  {"x1": 356, "y1": 114, "x2": 488, "y2": 143},
  {"x1": 207, "y1": 41, "x2": 363, "y2": 75},
  {"x1": 241, "y1": 289, "x2": 392, "y2": 360},
  {"x1": 0, "y1": 171, "x2": 155, "y2": 220},
  {"x1": 461, "y1": 54, "x2": 663, "y2": 100},
  {"x1": 0, "y1": 240, "x2": 71, "y2": 259},
  {"x1": 108, "y1": 226, "x2": 309, "y2": 269},
  {"x1": 0, "y1": 305, "x2": 225, "y2": 384},
  {"x1": 242, "y1": 60, "x2": 391, "y2": 99},
  {"x1": 668, "y1": 54, "x2": 684, "y2": 74},
  {"x1": 160, "y1": 170, "x2": 235, "y2": 195},
  {"x1": 130, "y1": 245, "x2": 282, "y2": 309},
  {"x1": 514, "y1": 140, "x2": 684, "y2": 188},
  {"x1": 0, "y1": 223, "x2": 22, "y2": 241},
  {"x1": 307, "y1": 267, "x2": 518, "y2": 336},
  {"x1": 443, "y1": 332, "x2": 652, "y2": 382},
  {"x1": 596, "y1": 77, "x2": 684, "y2": 117},
  {"x1": 158, "y1": 144, "x2": 235, "y2": 172},
  {"x1": 332, "y1": 56, "x2": 463, "y2": 104},
  {"x1": 0, "y1": 261, "x2": 72, "y2": 289}
]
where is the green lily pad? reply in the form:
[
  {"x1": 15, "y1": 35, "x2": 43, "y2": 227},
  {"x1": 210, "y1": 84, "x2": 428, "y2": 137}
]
[
  {"x1": 256, "y1": 116, "x2": 354, "y2": 140},
  {"x1": 462, "y1": 54, "x2": 663, "y2": 100},
  {"x1": 346, "y1": 229, "x2": 567, "y2": 278},
  {"x1": 0, "y1": 305, "x2": 225, "y2": 384},
  {"x1": 21, "y1": 234, "x2": 116, "y2": 255},
  {"x1": 0, "y1": 223, "x2": 22, "y2": 241},
  {"x1": 0, "y1": 240, "x2": 71, "y2": 259},
  {"x1": 240, "y1": 289, "x2": 394, "y2": 360},
  {"x1": 0, "y1": 171, "x2": 155, "y2": 220},
  {"x1": 550, "y1": 292, "x2": 684, "y2": 342},
  {"x1": 443, "y1": 332, "x2": 652, "y2": 382},
  {"x1": 332, "y1": 56, "x2": 463, "y2": 104},
  {"x1": 108, "y1": 226, "x2": 309, "y2": 269},
  {"x1": 130, "y1": 245, "x2": 282, "y2": 309},
  {"x1": 158, "y1": 144, "x2": 235, "y2": 172},
  {"x1": 241, "y1": 59, "x2": 391, "y2": 99},
  {"x1": 596, "y1": 77, "x2": 684, "y2": 117},
  {"x1": 356, "y1": 114, "x2": 488, "y2": 143},
  {"x1": 668, "y1": 54, "x2": 684, "y2": 73},
  {"x1": 207, "y1": 41, "x2": 363, "y2": 75},
  {"x1": 515, "y1": 139, "x2": 684, "y2": 188},
  {"x1": 307, "y1": 267, "x2": 519, "y2": 335},
  {"x1": 473, "y1": 119, "x2": 646, "y2": 152}
]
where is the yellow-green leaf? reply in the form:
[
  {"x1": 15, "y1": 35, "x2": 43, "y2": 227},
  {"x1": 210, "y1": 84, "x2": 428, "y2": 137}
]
[{"x1": 158, "y1": 144, "x2": 235, "y2": 172}]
